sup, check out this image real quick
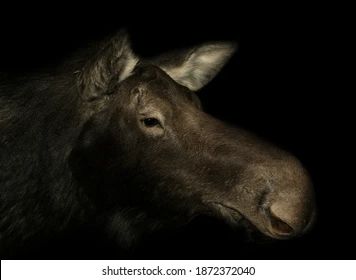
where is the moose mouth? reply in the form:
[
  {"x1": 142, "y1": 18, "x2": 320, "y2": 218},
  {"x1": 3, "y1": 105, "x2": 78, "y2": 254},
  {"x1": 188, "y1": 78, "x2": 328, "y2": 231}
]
[{"x1": 210, "y1": 202, "x2": 295, "y2": 240}]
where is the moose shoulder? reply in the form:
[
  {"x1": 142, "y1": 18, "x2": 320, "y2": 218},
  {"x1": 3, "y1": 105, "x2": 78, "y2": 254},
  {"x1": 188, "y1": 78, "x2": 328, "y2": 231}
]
[{"x1": 0, "y1": 31, "x2": 316, "y2": 257}]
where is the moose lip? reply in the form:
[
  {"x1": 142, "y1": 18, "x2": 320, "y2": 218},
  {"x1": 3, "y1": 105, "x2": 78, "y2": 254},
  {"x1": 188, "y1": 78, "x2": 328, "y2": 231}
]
[
  {"x1": 211, "y1": 202, "x2": 294, "y2": 239},
  {"x1": 210, "y1": 202, "x2": 248, "y2": 226}
]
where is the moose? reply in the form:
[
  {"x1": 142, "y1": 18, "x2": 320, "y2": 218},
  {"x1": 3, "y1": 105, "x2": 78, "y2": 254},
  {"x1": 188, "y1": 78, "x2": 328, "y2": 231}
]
[{"x1": 0, "y1": 31, "x2": 315, "y2": 256}]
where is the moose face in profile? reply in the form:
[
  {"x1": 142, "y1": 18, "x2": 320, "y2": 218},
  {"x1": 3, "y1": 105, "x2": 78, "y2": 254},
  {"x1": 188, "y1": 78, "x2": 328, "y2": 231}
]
[
  {"x1": 73, "y1": 32, "x2": 316, "y2": 246},
  {"x1": 0, "y1": 31, "x2": 316, "y2": 255}
]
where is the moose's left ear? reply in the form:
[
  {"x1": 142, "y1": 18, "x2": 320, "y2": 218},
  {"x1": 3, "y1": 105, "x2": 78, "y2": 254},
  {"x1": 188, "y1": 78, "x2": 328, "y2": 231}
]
[
  {"x1": 79, "y1": 30, "x2": 139, "y2": 101},
  {"x1": 152, "y1": 42, "x2": 237, "y2": 91}
]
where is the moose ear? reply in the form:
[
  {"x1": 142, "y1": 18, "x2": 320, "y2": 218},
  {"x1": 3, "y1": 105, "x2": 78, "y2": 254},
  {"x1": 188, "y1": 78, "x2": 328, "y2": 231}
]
[
  {"x1": 79, "y1": 30, "x2": 139, "y2": 101},
  {"x1": 151, "y1": 42, "x2": 237, "y2": 91}
]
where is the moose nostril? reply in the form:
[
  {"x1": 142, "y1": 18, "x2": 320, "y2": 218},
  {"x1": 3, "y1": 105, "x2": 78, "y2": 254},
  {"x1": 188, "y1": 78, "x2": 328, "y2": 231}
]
[
  {"x1": 269, "y1": 211, "x2": 294, "y2": 236},
  {"x1": 267, "y1": 199, "x2": 316, "y2": 238},
  {"x1": 268, "y1": 201, "x2": 298, "y2": 237}
]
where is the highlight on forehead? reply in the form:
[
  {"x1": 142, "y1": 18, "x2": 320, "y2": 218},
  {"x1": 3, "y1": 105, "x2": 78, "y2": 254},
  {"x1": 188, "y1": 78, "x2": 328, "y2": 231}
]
[{"x1": 135, "y1": 78, "x2": 202, "y2": 112}]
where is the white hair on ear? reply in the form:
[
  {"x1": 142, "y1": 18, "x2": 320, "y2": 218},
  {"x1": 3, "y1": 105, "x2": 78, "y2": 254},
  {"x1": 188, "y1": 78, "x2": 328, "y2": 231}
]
[
  {"x1": 109, "y1": 31, "x2": 139, "y2": 82},
  {"x1": 118, "y1": 50, "x2": 139, "y2": 82},
  {"x1": 160, "y1": 42, "x2": 237, "y2": 91}
]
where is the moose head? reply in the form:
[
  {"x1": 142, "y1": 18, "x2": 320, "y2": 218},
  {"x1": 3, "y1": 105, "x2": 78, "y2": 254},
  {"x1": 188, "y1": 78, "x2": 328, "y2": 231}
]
[{"x1": 72, "y1": 31, "x2": 316, "y2": 247}]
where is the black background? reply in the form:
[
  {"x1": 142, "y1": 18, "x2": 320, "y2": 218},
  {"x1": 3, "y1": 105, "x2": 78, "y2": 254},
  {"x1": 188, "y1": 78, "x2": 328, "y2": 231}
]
[{"x1": 0, "y1": 4, "x2": 353, "y2": 259}]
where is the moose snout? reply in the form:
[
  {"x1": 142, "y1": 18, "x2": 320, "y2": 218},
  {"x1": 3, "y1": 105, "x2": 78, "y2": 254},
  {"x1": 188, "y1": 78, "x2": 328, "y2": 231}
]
[
  {"x1": 259, "y1": 161, "x2": 316, "y2": 239},
  {"x1": 228, "y1": 157, "x2": 316, "y2": 239}
]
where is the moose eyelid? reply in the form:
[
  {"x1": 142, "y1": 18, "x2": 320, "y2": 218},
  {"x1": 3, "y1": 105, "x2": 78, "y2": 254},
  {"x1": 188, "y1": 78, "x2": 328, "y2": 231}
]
[{"x1": 139, "y1": 111, "x2": 164, "y2": 121}]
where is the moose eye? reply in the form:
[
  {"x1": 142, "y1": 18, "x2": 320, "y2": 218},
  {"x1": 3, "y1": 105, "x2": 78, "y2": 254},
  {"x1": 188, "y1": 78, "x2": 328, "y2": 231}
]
[{"x1": 142, "y1": 118, "x2": 161, "y2": 128}]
